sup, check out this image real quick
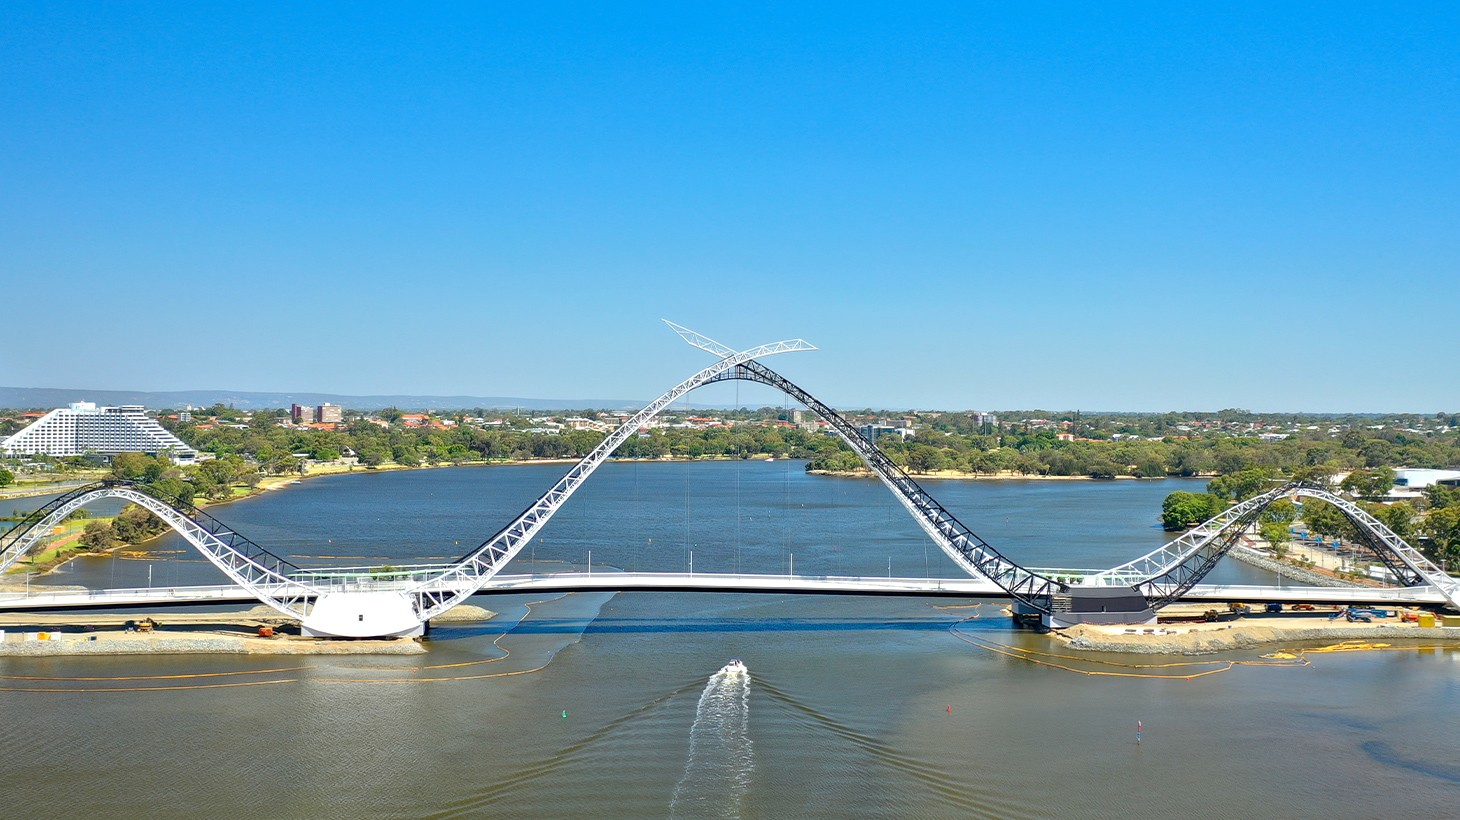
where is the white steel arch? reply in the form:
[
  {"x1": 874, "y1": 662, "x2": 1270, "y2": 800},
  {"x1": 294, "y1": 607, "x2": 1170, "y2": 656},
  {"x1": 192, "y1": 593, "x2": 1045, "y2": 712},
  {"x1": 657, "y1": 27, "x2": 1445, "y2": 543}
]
[
  {"x1": 0, "y1": 484, "x2": 315, "y2": 619},
  {"x1": 1086, "y1": 482, "x2": 1460, "y2": 610},
  {"x1": 394, "y1": 334, "x2": 817, "y2": 627},
  {"x1": 5, "y1": 325, "x2": 1453, "y2": 637}
]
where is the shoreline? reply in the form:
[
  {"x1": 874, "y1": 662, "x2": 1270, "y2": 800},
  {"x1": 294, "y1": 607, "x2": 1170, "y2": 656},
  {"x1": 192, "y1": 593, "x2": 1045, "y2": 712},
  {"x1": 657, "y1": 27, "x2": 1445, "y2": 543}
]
[
  {"x1": 225, "y1": 454, "x2": 787, "y2": 505},
  {"x1": 807, "y1": 469, "x2": 1204, "y2": 481},
  {"x1": 1055, "y1": 619, "x2": 1460, "y2": 656},
  {"x1": 1224, "y1": 542, "x2": 1376, "y2": 588},
  {"x1": 8, "y1": 459, "x2": 1203, "y2": 514},
  {"x1": 0, "y1": 604, "x2": 496, "y2": 656}
]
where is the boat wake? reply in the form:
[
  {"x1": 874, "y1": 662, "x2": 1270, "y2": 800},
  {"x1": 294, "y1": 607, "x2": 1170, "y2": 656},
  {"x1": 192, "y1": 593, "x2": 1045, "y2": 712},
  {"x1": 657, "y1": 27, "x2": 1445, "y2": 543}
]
[{"x1": 670, "y1": 661, "x2": 754, "y2": 817}]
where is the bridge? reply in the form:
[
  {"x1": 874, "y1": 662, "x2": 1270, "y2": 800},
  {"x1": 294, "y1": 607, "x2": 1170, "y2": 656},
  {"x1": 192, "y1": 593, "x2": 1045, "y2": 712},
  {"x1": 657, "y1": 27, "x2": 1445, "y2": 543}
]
[
  {"x1": 0, "y1": 572, "x2": 1448, "y2": 613},
  {"x1": 3, "y1": 322, "x2": 1456, "y2": 635}
]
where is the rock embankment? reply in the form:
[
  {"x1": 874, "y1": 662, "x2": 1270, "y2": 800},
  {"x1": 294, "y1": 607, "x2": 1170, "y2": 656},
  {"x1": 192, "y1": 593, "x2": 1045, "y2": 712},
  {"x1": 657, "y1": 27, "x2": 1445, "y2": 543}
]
[{"x1": 1224, "y1": 545, "x2": 1360, "y2": 588}]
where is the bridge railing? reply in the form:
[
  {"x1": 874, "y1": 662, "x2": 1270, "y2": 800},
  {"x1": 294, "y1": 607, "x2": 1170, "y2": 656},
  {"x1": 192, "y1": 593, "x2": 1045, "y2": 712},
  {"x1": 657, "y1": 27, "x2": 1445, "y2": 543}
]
[{"x1": 290, "y1": 563, "x2": 458, "y2": 592}]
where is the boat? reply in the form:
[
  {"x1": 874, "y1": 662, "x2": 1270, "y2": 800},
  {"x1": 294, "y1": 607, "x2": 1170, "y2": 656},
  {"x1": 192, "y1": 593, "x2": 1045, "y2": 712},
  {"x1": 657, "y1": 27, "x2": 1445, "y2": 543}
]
[{"x1": 724, "y1": 658, "x2": 748, "y2": 674}]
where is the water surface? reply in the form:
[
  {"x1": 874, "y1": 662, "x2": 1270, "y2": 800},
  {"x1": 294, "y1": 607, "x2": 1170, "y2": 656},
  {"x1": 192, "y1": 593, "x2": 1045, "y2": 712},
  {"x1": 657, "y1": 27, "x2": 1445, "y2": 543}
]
[{"x1": 3, "y1": 463, "x2": 1455, "y2": 818}]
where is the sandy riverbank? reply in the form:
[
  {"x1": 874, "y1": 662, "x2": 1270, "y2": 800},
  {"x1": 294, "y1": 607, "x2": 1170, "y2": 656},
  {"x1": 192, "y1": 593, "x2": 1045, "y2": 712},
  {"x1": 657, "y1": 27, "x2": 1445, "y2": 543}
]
[
  {"x1": 1055, "y1": 615, "x2": 1460, "y2": 656},
  {"x1": 0, "y1": 604, "x2": 496, "y2": 656}
]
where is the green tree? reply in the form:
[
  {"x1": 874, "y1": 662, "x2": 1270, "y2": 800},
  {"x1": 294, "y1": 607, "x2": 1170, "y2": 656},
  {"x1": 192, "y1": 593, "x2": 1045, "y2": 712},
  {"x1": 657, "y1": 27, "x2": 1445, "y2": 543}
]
[
  {"x1": 110, "y1": 452, "x2": 152, "y2": 480},
  {"x1": 146, "y1": 476, "x2": 195, "y2": 507},
  {"x1": 806, "y1": 450, "x2": 865, "y2": 473},
  {"x1": 1134, "y1": 457, "x2": 1167, "y2": 478},
  {"x1": 1207, "y1": 468, "x2": 1271, "y2": 501},
  {"x1": 1172, "y1": 448, "x2": 1217, "y2": 477},
  {"x1": 1301, "y1": 498, "x2": 1358, "y2": 541},
  {"x1": 357, "y1": 447, "x2": 388, "y2": 467},
  {"x1": 1426, "y1": 484, "x2": 1460, "y2": 511},
  {"x1": 0, "y1": 467, "x2": 13, "y2": 487},
  {"x1": 1161, "y1": 491, "x2": 1226, "y2": 530},
  {"x1": 1422, "y1": 506, "x2": 1460, "y2": 569},
  {"x1": 1340, "y1": 468, "x2": 1396, "y2": 498},
  {"x1": 79, "y1": 520, "x2": 120, "y2": 551},
  {"x1": 1370, "y1": 502, "x2": 1416, "y2": 540},
  {"x1": 906, "y1": 445, "x2": 947, "y2": 474},
  {"x1": 1291, "y1": 464, "x2": 1339, "y2": 486},
  {"x1": 1261, "y1": 498, "x2": 1297, "y2": 524},
  {"x1": 1259, "y1": 520, "x2": 1290, "y2": 556},
  {"x1": 112, "y1": 504, "x2": 164, "y2": 543}
]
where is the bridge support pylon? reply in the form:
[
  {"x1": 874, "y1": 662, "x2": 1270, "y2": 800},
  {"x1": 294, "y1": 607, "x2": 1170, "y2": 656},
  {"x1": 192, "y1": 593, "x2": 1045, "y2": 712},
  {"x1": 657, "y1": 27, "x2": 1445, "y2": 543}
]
[
  {"x1": 1017, "y1": 587, "x2": 1157, "y2": 630},
  {"x1": 301, "y1": 592, "x2": 424, "y2": 639}
]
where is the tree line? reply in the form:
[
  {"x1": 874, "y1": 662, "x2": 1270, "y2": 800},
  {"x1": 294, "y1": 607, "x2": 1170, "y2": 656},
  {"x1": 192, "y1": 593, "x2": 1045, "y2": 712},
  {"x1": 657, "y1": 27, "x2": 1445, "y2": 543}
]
[
  {"x1": 809, "y1": 427, "x2": 1459, "y2": 479},
  {"x1": 169, "y1": 413, "x2": 847, "y2": 472}
]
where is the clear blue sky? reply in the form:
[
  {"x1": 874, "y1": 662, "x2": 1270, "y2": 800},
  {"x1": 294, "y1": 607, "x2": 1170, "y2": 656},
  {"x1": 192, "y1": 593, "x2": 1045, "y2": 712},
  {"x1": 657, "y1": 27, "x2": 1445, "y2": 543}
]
[{"x1": 3, "y1": 3, "x2": 1456, "y2": 412}]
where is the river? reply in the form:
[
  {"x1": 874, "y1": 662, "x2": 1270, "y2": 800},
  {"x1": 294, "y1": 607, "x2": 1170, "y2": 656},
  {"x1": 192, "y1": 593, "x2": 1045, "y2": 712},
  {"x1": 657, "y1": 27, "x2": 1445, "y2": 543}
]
[{"x1": 2, "y1": 462, "x2": 1457, "y2": 818}]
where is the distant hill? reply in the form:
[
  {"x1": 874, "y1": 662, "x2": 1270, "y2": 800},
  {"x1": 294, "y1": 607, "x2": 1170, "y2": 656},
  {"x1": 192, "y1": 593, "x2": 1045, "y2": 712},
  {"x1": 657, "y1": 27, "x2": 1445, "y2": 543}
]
[{"x1": 0, "y1": 386, "x2": 675, "y2": 412}]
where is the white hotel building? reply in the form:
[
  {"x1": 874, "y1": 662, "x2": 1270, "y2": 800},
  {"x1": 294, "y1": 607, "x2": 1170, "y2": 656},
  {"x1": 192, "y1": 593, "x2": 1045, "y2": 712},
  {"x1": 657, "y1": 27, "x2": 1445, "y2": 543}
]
[{"x1": 2, "y1": 402, "x2": 198, "y2": 463}]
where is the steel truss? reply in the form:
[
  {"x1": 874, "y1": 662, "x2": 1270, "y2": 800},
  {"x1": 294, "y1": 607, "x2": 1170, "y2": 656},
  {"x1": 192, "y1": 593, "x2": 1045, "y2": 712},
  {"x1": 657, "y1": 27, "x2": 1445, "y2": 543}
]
[
  {"x1": 0, "y1": 480, "x2": 315, "y2": 618},
  {"x1": 1089, "y1": 481, "x2": 1460, "y2": 610},
  {"x1": 5, "y1": 326, "x2": 1453, "y2": 632},
  {"x1": 705, "y1": 360, "x2": 1066, "y2": 612},
  {"x1": 403, "y1": 334, "x2": 818, "y2": 621}
]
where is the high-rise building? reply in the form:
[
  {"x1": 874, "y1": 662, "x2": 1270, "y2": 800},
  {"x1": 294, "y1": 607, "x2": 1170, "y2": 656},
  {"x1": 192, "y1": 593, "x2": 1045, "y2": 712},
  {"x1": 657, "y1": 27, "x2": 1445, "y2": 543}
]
[
  {"x1": 316, "y1": 403, "x2": 343, "y2": 424},
  {"x1": 1, "y1": 402, "x2": 198, "y2": 462},
  {"x1": 291, "y1": 403, "x2": 316, "y2": 424}
]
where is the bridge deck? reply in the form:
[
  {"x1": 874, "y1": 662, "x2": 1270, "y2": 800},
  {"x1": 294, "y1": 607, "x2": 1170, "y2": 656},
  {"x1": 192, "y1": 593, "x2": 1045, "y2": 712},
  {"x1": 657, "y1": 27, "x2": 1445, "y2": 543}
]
[{"x1": 0, "y1": 572, "x2": 1447, "y2": 612}]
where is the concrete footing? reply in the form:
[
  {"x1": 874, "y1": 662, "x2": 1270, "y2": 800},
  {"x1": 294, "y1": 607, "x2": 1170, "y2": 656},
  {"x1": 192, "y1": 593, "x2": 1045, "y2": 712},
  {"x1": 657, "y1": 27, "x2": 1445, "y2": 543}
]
[{"x1": 301, "y1": 591, "x2": 425, "y2": 638}]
